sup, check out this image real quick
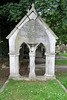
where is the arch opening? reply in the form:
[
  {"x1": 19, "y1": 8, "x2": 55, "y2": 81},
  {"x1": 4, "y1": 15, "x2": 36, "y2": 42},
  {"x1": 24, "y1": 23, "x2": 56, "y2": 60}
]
[
  {"x1": 19, "y1": 42, "x2": 29, "y2": 77},
  {"x1": 35, "y1": 43, "x2": 46, "y2": 76}
]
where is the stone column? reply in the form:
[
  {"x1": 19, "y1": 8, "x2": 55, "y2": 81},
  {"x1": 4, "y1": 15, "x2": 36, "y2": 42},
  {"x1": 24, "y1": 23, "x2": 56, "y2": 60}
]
[
  {"x1": 29, "y1": 46, "x2": 36, "y2": 79},
  {"x1": 44, "y1": 53, "x2": 56, "y2": 79},
  {"x1": 9, "y1": 53, "x2": 20, "y2": 79}
]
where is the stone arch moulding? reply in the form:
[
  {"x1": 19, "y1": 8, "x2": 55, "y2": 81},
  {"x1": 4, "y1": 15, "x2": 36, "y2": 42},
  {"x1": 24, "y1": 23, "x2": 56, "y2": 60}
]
[
  {"x1": 6, "y1": 4, "x2": 58, "y2": 80},
  {"x1": 35, "y1": 42, "x2": 49, "y2": 54},
  {"x1": 18, "y1": 42, "x2": 30, "y2": 54}
]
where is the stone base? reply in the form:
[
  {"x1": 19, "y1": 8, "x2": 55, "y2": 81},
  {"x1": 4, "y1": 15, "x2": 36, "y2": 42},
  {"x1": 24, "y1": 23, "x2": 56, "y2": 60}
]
[
  {"x1": 9, "y1": 74, "x2": 21, "y2": 80},
  {"x1": 44, "y1": 74, "x2": 56, "y2": 80},
  {"x1": 8, "y1": 75, "x2": 56, "y2": 81},
  {"x1": 29, "y1": 73, "x2": 36, "y2": 79}
]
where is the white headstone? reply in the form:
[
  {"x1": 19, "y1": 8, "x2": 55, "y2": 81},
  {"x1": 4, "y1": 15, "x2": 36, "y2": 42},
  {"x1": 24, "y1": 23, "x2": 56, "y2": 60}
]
[{"x1": 2, "y1": 64, "x2": 7, "y2": 69}]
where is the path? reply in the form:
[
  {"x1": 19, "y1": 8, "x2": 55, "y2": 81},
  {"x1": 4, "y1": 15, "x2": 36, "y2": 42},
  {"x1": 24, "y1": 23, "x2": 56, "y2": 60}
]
[
  {"x1": 35, "y1": 55, "x2": 67, "y2": 72},
  {"x1": 55, "y1": 55, "x2": 67, "y2": 60},
  {"x1": 35, "y1": 64, "x2": 67, "y2": 72}
]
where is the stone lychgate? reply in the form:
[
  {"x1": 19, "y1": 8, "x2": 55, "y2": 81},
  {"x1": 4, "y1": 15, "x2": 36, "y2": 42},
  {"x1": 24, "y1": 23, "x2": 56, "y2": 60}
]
[{"x1": 6, "y1": 4, "x2": 58, "y2": 80}]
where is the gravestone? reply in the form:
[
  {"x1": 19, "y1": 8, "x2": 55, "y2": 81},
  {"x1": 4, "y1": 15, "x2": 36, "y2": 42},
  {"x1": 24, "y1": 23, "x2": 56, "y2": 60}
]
[
  {"x1": 2, "y1": 64, "x2": 7, "y2": 69},
  {"x1": 56, "y1": 45, "x2": 60, "y2": 51},
  {"x1": 60, "y1": 44, "x2": 65, "y2": 53},
  {"x1": 66, "y1": 44, "x2": 67, "y2": 53}
]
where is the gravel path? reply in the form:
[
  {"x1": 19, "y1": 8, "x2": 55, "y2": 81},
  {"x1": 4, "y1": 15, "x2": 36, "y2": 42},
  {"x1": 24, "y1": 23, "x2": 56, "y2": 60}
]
[
  {"x1": 55, "y1": 55, "x2": 67, "y2": 60},
  {"x1": 35, "y1": 64, "x2": 67, "y2": 72}
]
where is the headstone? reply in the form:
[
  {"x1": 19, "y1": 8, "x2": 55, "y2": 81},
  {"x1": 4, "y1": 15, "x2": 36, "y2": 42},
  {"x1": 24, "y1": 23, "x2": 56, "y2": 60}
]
[
  {"x1": 66, "y1": 44, "x2": 67, "y2": 53},
  {"x1": 60, "y1": 44, "x2": 65, "y2": 53},
  {"x1": 2, "y1": 64, "x2": 8, "y2": 69},
  {"x1": 56, "y1": 45, "x2": 60, "y2": 51}
]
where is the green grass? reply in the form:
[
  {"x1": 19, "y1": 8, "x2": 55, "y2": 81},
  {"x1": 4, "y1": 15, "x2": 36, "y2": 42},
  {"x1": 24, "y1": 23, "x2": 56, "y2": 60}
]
[
  {"x1": 0, "y1": 84, "x2": 3, "y2": 89},
  {"x1": 59, "y1": 53, "x2": 67, "y2": 57},
  {"x1": 0, "y1": 80, "x2": 67, "y2": 100},
  {"x1": 56, "y1": 72, "x2": 67, "y2": 89},
  {"x1": 55, "y1": 60, "x2": 67, "y2": 65},
  {"x1": 56, "y1": 51, "x2": 67, "y2": 57}
]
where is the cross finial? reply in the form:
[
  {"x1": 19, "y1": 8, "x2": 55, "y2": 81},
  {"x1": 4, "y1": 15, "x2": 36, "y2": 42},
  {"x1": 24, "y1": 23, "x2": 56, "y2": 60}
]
[{"x1": 32, "y1": 3, "x2": 35, "y2": 8}]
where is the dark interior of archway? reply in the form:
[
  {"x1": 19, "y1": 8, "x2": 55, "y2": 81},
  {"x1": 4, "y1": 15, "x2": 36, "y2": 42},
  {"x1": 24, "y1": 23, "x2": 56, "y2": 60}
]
[
  {"x1": 35, "y1": 43, "x2": 46, "y2": 76},
  {"x1": 19, "y1": 43, "x2": 29, "y2": 77},
  {"x1": 19, "y1": 43, "x2": 46, "y2": 77}
]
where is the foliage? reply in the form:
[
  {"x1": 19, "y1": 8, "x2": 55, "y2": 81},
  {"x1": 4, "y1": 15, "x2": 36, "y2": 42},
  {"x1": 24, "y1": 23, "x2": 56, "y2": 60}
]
[
  {"x1": 56, "y1": 72, "x2": 67, "y2": 88},
  {"x1": 55, "y1": 60, "x2": 67, "y2": 65},
  {"x1": 35, "y1": 0, "x2": 67, "y2": 44},
  {"x1": 0, "y1": 41, "x2": 3, "y2": 43},
  {"x1": 0, "y1": 0, "x2": 32, "y2": 22},
  {"x1": 0, "y1": 80, "x2": 67, "y2": 100}
]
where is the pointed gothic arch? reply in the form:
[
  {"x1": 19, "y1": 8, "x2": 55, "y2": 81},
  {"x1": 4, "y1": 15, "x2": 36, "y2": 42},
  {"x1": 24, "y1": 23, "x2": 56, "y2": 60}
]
[{"x1": 19, "y1": 42, "x2": 29, "y2": 77}]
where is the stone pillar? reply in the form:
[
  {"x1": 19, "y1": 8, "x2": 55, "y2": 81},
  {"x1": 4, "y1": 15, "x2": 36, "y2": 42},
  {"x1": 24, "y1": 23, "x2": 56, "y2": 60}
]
[
  {"x1": 9, "y1": 53, "x2": 20, "y2": 79},
  {"x1": 44, "y1": 53, "x2": 56, "y2": 79},
  {"x1": 29, "y1": 46, "x2": 36, "y2": 79}
]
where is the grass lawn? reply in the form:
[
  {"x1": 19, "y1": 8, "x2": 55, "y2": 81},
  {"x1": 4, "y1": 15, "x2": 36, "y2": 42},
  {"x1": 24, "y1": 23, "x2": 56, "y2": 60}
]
[
  {"x1": 56, "y1": 51, "x2": 67, "y2": 57},
  {"x1": 0, "y1": 80, "x2": 67, "y2": 100},
  {"x1": 55, "y1": 60, "x2": 67, "y2": 65},
  {"x1": 0, "y1": 84, "x2": 3, "y2": 89},
  {"x1": 59, "y1": 53, "x2": 67, "y2": 57},
  {"x1": 0, "y1": 57, "x2": 67, "y2": 100},
  {"x1": 56, "y1": 72, "x2": 67, "y2": 89}
]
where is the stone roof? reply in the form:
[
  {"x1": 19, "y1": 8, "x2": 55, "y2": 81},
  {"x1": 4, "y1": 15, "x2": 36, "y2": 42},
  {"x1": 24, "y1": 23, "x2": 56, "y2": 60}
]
[{"x1": 6, "y1": 4, "x2": 58, "y2": 39}]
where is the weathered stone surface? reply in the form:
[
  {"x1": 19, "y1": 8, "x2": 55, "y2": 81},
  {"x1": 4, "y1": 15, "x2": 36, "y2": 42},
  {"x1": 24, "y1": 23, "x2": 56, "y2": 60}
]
[
  {"x1": 66, "y1": 44, "x2": 67, "y2": 53},
  {"x1": 19, "y1": 19, "x2": 48, "y2": 44},
  {"x1": 56, "y1": 45, "x2": 60, "y2": 51},
  {"x1": 60, "y1": 44, "x2": 65, "y2": 53},
  {"x1": 2, "y1": 64, "x2": 8, "y2": 69}
]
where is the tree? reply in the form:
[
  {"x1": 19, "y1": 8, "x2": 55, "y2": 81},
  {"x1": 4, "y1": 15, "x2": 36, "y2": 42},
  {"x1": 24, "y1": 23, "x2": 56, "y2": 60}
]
[
  {"x1": 35, "y1": 0, "x2": 67, "y2": 44},
  {"x1": 0, "y1": 0, "x2": 31, "y2": 56}
]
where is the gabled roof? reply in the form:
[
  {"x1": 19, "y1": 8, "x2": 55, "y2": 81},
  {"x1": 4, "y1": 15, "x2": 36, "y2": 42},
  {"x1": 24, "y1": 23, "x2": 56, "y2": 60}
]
[{"x1": 6, "y1": 4, "x2": 58, "y2": 39}]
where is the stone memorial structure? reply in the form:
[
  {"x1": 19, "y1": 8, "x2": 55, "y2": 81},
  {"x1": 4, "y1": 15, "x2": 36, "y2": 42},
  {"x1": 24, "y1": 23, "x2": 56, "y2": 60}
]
[{"x1": 6, "y1": 4, "x2": 58, "y2": 80}]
